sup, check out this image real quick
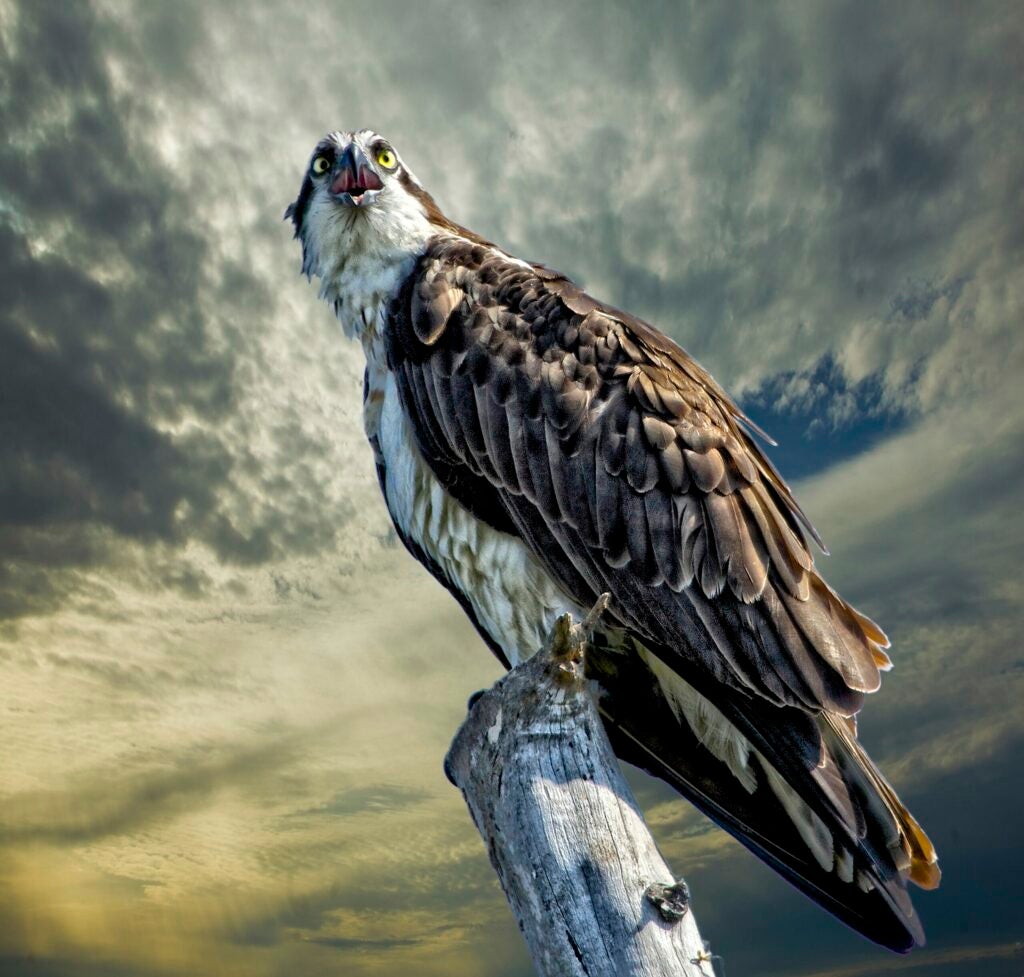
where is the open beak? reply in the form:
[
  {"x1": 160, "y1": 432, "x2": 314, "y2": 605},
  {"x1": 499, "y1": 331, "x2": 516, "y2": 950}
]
[{"x1": 330, "y1": 145, "x2": 383, "y2": 208}]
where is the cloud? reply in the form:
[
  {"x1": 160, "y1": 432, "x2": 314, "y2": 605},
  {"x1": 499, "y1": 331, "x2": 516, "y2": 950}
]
[
  {"x1": 0, "y1": 0, "x2": 379, "y2": 624},
  {"x1": 0, "y1": 735, "x2": 302, "y2": 845},
  {"x1": 305, "y1": 935, "x2": 420, "y2": 951},
  {"x1": 0, "y1": 1, "x2": 1021, "y2": 976},
  {"x1": 4, "y1": 0, "x2": 1020, "y2": 619},
  {"x1": 0, "y1": 2, "x2": 228, "y2": 615},
  {"x1": 796, "y1": 941, "x2": 1024, "y2": 977},
  {"x1": 293, "y1": 784, "x2": 432, "y2": 818}
]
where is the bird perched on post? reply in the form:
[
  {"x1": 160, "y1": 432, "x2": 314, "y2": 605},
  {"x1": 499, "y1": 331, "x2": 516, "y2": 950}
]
[{"x1": 286, "y1": 128, "x2": 940, "y2": 952}]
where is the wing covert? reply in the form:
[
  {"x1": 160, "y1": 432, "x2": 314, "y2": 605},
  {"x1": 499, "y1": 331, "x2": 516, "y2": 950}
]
[{"x1": 387, "y1": 238, "x2": 889, "y2": 716}]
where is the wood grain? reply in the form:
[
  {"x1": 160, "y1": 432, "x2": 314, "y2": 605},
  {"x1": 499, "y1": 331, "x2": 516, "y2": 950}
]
[{"x1": 446, "y1": 601, "x2": 714, "y2": 977}]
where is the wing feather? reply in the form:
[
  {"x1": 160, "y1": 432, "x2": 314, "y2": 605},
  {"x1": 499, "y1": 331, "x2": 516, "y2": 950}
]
[
  {"x1": 382, "y1": 238, "x2": 937, "y2": 947},
  {"x1": 397, "y1": 253, "x2": 876, "y2": 711},
  {"x1": 646, "y1": 488, "x2": 685, "y2": 590}
]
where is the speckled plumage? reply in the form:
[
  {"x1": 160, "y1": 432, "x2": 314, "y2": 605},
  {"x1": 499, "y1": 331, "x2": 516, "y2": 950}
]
[{"x1": 287, "y1": 129, "x2": 939, "y2": 953}]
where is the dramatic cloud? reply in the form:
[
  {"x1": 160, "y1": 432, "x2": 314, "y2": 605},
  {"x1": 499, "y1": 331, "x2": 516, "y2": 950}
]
[
  {"x1": 0, "y1": 1, "x2": 1021, "y2": 976},
  {"x1": 0, "y1": 0, "x2": 385, "y2": 626}
]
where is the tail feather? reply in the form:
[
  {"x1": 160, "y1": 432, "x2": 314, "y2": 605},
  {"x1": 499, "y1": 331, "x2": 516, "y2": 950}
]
[
  {"x1": 587, "y1": 632, "x2": 939, "y2": 952},
  {"x1": 822, "y1": 714, "x2": 940, "y2": 890}
]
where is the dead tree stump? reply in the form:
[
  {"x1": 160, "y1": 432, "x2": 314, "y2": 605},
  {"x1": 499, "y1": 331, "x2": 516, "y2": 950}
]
[{"x1": 445, "y1": 599, "x2": 715, "y2": 977}]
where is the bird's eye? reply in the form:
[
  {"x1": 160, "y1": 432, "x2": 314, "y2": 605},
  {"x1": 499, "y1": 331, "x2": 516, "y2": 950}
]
[
  {"x1": 311, "y1": 156, "x2": 331, "y2": 175},
  {"x1": 376, "y1": 148, "x2": 397, "y2": 169}
]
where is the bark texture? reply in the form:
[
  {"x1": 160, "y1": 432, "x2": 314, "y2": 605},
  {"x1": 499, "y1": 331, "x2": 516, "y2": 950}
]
[{"x1": 445, "y1": 602, "x2": 715, "y2": 977}]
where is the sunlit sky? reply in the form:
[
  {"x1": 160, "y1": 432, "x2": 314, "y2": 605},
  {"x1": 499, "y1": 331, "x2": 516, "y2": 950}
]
[{"x1": 1, "y1": 2, "x2": 1022, "y2": 975}]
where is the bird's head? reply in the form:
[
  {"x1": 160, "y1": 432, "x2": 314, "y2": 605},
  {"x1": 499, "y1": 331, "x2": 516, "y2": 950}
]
[{"x1": 285, "y1": 129, "x2": 449, "y2": 283}]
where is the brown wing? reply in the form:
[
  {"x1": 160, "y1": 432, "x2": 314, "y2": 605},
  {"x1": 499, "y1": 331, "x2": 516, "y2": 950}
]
[
  {"x1": 388, "y1": 236, "x2": 890, "y2": 717},
  {"x1": 384, "y1": 236, "x2": 938, "y2": 950}
]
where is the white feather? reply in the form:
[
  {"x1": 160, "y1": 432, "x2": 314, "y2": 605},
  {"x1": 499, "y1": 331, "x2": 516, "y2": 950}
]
[
  {"x1": 762, "y1": 763, "x2": 835, "y2": 873},
  {"x1": 641, "y1": 649, "x2": 758, "y2": 793},
  {"x1": 642, "y1": 646, "x2": 852, "y2": 880},
  {"x1": 374, "y1": 373, "x2": 584, "y2": 665}
]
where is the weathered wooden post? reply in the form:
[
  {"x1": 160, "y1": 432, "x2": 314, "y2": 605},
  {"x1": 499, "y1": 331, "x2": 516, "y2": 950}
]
[{"x1": 445, "y1": 597, "x2": 716, "y2": 977}]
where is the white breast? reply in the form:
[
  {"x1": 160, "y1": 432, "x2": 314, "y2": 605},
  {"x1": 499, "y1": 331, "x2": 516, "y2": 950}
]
[{"x1": 373, "y1": 371, "x2": 584, "y2": 666}]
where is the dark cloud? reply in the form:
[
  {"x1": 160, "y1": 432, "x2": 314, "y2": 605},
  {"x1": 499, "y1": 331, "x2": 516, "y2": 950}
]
[
  {"x1": 0, "y1": 2, "x2": 229, "y2": 617},
  {"x1": 0, "y1": 1, "x2": 364, "y2": 622},
  {"x1": 0, "y1": 231, "x2": 230, "y2": 562},
  {"x1": 0, "y1": 736, "x2": 300, "y2": 845},
  {"x1": 0, "y1": 956, "x2": 144, "y2": 977}
]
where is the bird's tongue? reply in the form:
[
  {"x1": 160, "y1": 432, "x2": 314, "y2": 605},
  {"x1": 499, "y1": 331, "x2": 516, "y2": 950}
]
[{"x1": 332, "y1": 166, "x2": 383, "y2": 196}]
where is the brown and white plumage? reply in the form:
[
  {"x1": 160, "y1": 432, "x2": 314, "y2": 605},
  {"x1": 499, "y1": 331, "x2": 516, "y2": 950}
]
[{"x1": 287, "y1": 129, "x2": 940, "y2": 952}]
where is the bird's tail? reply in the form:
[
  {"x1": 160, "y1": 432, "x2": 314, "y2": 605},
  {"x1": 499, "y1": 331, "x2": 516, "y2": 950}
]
[{"x1": 587, "y1": 633, "x2": 939, "y2": 952}]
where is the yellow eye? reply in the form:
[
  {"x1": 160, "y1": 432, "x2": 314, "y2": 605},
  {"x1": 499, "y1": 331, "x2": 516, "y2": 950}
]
[
  {"x1": 376, "y1": 148, "x2": 397, "y2": 169},
  {"x1": 311, "y1": 155, "x2": 331, "y2": 175}
]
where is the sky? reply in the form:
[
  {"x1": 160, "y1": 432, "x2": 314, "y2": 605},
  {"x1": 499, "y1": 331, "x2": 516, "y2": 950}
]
[{"x1": 0, "y1": 1, "x2": 1022, "y2": 975}]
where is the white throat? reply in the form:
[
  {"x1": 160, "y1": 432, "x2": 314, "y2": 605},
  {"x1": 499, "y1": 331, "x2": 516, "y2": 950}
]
[{"x1": 303, "y1": 187, "x2": 435, "y2": 353}]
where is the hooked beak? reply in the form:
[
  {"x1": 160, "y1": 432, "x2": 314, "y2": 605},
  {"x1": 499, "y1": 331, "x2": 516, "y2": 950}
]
[{"x1": 330, "y1": 144, "x2": 383, "y2": 208}]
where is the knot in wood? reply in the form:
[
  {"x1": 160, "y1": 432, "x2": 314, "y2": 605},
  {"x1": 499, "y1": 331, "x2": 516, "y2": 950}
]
[{"x1": 645, "y1": 878, "x2": 691, "y2": 923}]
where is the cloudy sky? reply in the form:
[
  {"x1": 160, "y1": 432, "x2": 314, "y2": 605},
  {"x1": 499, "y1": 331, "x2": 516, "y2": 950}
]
[{"x1": 1, "y1": 1, "x2": 1022, "y2": 975}]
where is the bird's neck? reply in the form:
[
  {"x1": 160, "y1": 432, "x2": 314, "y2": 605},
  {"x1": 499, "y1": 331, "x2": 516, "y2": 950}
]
[
  {"x1": 307, "y1": 187, "x2": 440, "y2": 352},
  {"x1": 325, "y1": 249, "x2": 417, "y2": 359}
]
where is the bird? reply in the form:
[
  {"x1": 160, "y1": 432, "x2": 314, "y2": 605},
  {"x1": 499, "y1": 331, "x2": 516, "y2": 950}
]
[{"x1": 286, "y1": 128, "x2": 940, "y2": 952}]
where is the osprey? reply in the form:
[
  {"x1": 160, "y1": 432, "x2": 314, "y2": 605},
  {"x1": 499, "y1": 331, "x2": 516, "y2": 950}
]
[{"x1": 286, "y1": 129, "x2": 940, "y2": 951}]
